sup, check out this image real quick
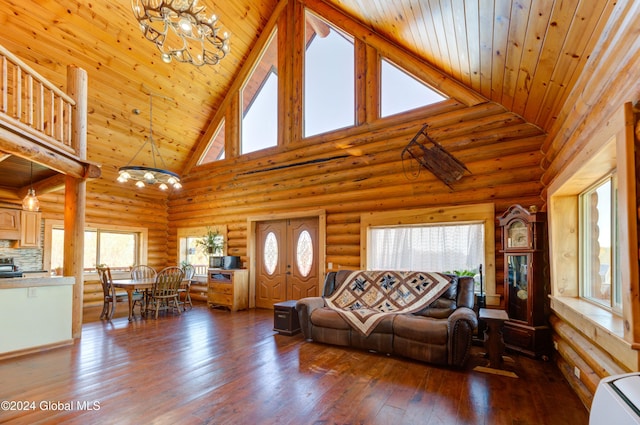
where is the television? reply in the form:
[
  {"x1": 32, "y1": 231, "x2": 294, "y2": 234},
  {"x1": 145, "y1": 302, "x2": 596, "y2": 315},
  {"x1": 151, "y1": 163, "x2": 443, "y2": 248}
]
[{"x1": 222, "y1": 256, "x2": 241, "y2": 269}]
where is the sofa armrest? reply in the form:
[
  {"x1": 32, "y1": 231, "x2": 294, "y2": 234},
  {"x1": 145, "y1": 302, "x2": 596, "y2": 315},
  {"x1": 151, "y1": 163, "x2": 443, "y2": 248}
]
[
  {"x1": 447, "y1": 307, "x2": 478, "y2": 367},
  {"x1": 296, "y1": 297, "x2": 325, "y2": 340}
]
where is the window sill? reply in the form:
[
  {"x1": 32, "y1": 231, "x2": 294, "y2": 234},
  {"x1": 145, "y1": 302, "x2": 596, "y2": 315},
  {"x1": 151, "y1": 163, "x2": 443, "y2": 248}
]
[
  {"x1": 551, "y1": 296, "x2": 624, "y2": 338},
  {"x1": 550, "y1": 295, "x2": 640, "y2": 371}
]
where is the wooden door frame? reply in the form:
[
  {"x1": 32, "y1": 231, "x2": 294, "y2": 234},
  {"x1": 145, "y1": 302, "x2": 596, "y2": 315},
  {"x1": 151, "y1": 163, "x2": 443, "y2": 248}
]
[{"x1": 247, "y1": 209, "x2": 326, "y2": 308}]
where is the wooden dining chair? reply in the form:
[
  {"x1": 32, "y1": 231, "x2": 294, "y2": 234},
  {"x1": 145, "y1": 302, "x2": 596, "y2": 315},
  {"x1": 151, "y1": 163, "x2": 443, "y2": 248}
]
[
  {"x1": 97, "y1": 265, "x2": 143, "y2": 320},
  {"x1": 144, "y1": 266, "x2": 184, "y2": 319},
  {"x1": 130, "y1": 264, "x2": 157, "y2": 280},
  {"x1": 179, "y1": 264, "x2": 196, "y2": 311}
]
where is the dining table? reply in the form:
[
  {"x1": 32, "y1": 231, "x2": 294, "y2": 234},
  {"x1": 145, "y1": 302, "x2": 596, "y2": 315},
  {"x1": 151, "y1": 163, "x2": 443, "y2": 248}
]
[{"x1": 112, "y1": 277, "x2": 155, "y2": 321}]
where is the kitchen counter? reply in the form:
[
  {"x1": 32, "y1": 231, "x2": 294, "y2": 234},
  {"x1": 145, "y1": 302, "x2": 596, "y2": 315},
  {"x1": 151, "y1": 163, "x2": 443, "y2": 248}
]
[
  {"x1": 0, "y1": 276, "x2": 75, "y2": 358},
  {"x1": 0, "y1": 276, "x2": 73, "y2": 289}
]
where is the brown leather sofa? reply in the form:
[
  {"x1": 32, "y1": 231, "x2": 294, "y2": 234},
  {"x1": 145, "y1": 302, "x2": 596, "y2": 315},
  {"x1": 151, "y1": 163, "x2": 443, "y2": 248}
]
[{"x1": 296, "y1": 270, "x2": 478, "y2": 367}]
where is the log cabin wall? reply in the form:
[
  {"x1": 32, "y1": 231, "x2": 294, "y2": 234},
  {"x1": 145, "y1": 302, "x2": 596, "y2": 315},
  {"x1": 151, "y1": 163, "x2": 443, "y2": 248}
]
[
  {"x1": 536, "y1": 0, "x2": 640, "y2": 410},
  {"x1": 169, "y1": 100, "x2": 546, "y2": 300},
  {"x1": 167, "y1": 0, "x2": 547, "y2": 310},
  {"x1": 32, "y1": 180, "x2": 169, "y2": 315}
]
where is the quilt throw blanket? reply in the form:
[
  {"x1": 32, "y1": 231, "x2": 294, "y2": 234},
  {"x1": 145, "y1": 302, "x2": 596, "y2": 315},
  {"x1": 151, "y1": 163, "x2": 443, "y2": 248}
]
[{"x1": 325, "y1": 270, "x2": 453, "y2": 336}]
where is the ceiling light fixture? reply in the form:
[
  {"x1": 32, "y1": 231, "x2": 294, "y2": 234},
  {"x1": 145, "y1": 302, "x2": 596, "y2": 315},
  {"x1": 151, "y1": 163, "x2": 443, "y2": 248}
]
[
  {"x1": 22, "y1": 162, "x2": 40, "y2": 211},
  {"x1": 117, "y1": 93, "x2": 182, "y2": 191},
  {"x1": 131, "y1": 0, "x2": 230, "y2": 67}
]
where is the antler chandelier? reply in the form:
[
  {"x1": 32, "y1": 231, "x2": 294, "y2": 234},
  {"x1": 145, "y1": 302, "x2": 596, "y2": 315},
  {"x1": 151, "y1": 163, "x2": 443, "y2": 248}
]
[
  {"x1": 131, "y1": 0, "x2": 230, "y2": 67},
  {"x1": 117, "y1": 93, "x2": 182, "y2": 191}
]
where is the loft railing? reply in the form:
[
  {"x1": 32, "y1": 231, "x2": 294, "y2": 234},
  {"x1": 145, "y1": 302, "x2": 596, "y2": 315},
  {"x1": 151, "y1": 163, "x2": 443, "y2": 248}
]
[{"x1": 0, "y1": 43, "x2": 76, "y2": 154}]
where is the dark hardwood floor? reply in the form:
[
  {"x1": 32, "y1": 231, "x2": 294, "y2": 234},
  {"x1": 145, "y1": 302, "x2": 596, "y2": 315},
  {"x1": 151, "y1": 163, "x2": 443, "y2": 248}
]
[{"x1": 0, "y1": 304, "x2": 588, "y2": 424}]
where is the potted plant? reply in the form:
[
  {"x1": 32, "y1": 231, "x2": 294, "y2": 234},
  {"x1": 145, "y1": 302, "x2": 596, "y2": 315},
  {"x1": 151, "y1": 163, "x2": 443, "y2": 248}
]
[{"x1": 196, "y1": 227, "x2": 225, "y2": 257}]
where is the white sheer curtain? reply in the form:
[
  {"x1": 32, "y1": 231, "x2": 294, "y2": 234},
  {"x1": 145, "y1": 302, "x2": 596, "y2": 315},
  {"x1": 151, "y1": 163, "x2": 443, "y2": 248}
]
[{"x1": 367, "y1": 223, "x2": 484, "y2": 273}]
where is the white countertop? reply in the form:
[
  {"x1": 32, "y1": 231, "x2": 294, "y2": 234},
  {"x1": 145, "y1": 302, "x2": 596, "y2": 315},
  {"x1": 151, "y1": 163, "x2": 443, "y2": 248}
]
[{"x1": 0, "y1": 276, "x2": 74, "y2": 289}]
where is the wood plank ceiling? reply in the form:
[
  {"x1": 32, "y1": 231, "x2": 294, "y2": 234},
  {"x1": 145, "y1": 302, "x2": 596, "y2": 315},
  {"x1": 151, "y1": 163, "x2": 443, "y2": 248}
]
[{"x1": 0, "y1": 0, "x2": 615, "y2": 195}]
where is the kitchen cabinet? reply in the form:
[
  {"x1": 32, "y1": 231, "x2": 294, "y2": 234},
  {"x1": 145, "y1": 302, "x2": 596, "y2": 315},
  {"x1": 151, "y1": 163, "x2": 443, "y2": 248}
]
[
  {"x1": 18, "y1": 211, "x2": 41, "y2": 247},
  {"x1": 207, "y1": 269, "x2": 248, "y2": 312},
  {"x1": 0, "y1": 208, "x2": 20, "y2": 240}
]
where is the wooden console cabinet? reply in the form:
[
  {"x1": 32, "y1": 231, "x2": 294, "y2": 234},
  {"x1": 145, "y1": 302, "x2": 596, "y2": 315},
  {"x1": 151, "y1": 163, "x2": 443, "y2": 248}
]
[{"x1": 207, "y1": 269, "x2": 248, "y2": 312}]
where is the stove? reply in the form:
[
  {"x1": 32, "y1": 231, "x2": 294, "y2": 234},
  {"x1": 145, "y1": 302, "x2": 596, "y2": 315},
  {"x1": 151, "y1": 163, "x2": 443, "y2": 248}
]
[{"x1": 0, "y1": 258, "x2": 23, "y2": 278}]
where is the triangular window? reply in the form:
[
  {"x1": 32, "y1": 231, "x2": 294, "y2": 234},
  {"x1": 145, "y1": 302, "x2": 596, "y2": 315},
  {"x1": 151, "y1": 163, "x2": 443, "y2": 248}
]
[
  {"x1": 198, "y1": 119, "x2": 225, "y2": 165},
  {"x1": 380, "y1": 58, "x2": 446, "y2": 118}
]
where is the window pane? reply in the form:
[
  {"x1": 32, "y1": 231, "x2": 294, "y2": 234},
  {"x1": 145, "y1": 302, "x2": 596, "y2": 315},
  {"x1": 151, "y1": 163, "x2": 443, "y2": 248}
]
[
  {"x1": 183, "y1": 236, "x2": 208, "y2": 267},
  {"x1": 99, "y1": 232, "x2": 136, "y2": 270},
  {"x1": 368, "y1": 223, "x2": 484, "y2": 278},
  {"x1": 50, "y1": 226, "x2": 140, "y2": 273},
  {"x1": 581, "y1": 179, "x2": 613, "y2": 307},
  {"x1": 613, "y1": 177, "x2": 621, "y2": 311},
  {"x1": 264, "y1": 232, "x2": 278, "y2": 275},
  {"x1": 381, "y1": 59, "x2": 446, "y2": 117},
  {"x1": 242, "y1": 29, "x2": 278, "y2": 154},
  {"x1": 199, "y1": 119, "x2": 225, "y2": 164},
  {"x1": 296, "y1": 230, "x2": 313, "y2": 277},
  {"x1": 85, "y1": 230, "x2": 97, "y2": 270},
  {"x1": 51, "y1": 228, "x2": 64, "y2": 271},
  {"x1": 304, "y1": 11, "x2": 354, "y2": 137}
]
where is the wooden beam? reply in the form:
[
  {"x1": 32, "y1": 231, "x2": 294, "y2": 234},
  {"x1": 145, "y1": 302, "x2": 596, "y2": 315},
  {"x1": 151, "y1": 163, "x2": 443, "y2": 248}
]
[
  {"x1": 16, "y1": 173, "x2": 66, "y2": 199},
  {"x1": 66, "y1": 65, "x2": 88, "y2": 339}
]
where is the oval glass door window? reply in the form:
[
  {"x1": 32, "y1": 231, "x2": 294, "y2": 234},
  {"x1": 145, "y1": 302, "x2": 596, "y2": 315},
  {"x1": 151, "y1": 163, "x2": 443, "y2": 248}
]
[
  {"x1": 264, "y1": 232, "x2": 278, "y2": 275},
  {"x1": 296, "y1": 230, "x2": 313, "y2": 277}
]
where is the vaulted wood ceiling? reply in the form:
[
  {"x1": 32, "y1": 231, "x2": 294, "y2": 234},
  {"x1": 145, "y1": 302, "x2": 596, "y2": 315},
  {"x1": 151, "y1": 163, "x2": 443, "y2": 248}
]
[{"x1": 0, "y1": 0, "x2": 616, "y2": 194}]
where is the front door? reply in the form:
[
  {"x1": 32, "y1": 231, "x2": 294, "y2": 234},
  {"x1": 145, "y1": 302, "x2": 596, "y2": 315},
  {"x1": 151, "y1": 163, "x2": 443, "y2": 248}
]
[{"x1": 255, "y1": 217, "x2": 319, "y2": 309}]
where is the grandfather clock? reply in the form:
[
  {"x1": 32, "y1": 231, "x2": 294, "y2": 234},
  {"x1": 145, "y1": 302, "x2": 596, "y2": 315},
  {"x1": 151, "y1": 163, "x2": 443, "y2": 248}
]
[{"x1": 498, "y1": 205, "x2": 551, "y2": 358}]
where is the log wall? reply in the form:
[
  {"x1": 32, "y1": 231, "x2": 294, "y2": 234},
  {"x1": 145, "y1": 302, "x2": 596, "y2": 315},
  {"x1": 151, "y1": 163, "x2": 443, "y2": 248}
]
[
  {"x1": 169, "y1": 101, "x2": 546, "y2": 306},
  {"x1": 538, "y1": 0, "x2": 640, "y2": 411},
  {"x1": 34, "y1": 178, "x2": 169, "y2": 319},
  {"x1": 168, "y1": 0, "x2": 547, "y2": 310}
]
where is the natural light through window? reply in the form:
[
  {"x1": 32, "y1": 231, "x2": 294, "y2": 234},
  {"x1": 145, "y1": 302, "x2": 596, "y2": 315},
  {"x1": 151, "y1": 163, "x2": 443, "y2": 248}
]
[
  {"x1": 580, "y1": 174, "x2": 621, "y2": 311},
  {"x1": 51, "y1": 227, "x2": 139, "y2": 272},
  {"x1": 242, "y1": 29, "x2": 278, "y2": 154},
  {"x1": 199, "y1": 119, "x2": 225, "y2": 164},
  {"x1": 381, "y1": 59, "x2": 446, "y2": 117},
  {"x1": 368, "y1": 223, "x2": 484, "y2": 276},
  {"x1": 304, "y1": 10, "x2": 354, "y2": 137}
]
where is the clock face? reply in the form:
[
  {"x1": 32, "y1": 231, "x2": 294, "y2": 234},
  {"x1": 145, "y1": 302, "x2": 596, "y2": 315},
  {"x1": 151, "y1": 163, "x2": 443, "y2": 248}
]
[{"x1": 507, "y1": 221, "x2": 528, "y2": 248}]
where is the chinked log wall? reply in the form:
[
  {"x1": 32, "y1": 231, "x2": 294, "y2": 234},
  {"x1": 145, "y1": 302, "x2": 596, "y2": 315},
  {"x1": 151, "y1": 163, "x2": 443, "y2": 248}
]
[{"x1": 168, "y1": 99, "x2": 547, "y2": 306}]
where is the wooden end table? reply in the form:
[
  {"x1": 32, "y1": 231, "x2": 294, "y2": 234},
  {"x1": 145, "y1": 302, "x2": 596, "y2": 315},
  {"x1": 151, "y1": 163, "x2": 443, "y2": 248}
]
[{"x1": 479, "y1": 308, "x2": 509, "y2": 369}]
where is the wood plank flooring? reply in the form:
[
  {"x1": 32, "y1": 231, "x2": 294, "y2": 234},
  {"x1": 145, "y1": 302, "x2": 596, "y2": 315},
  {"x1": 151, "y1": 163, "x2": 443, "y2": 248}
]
[{"x1": 0, "y1": 304, "x2": 589, "y2": 424}]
